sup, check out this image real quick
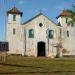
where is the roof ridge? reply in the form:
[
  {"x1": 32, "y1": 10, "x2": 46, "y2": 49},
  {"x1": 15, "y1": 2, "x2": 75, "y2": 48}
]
[
  {"x1": 22, "y1": 13, "x2": 57, "y2": 25},
  {"x1": 22, "y1": 13, "x2": 43, "y2": 25}
]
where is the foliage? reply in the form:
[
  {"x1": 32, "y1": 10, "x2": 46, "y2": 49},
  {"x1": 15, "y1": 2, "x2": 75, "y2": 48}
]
[{"x1": 67, "y1": 5, "x2": 75, "y2": 26}]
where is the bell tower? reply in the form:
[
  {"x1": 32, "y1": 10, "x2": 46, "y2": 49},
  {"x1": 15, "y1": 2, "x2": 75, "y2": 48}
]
[
  {"x1": 56, "y1": 10, "x2": 75, "y2": 56},
  {"x1": 56, "y1": 10, "x2": 72, "y2": 27},
  {"x1": 7, "y1": 6, "x2": 23, "y2": 55},
  {"x1": 7, "y1": 6, "x2": 23, "y2": 24}
]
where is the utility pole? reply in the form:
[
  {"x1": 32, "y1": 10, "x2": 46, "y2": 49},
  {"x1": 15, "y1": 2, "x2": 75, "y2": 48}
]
[
  {"x1": 3, "y1": 0, "x2": 7, "y2": 63},
  {"x1": 3, "y1": 0, "x2": 7, "y2": 41}
]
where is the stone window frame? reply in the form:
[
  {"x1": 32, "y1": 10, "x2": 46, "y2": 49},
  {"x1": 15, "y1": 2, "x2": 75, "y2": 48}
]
[
  {"x1": 29, "y1": 29, "x2": 34, "y2": 38},
  {"x1": 48, "y1": 30, "x2": 54, "y2": 39}
]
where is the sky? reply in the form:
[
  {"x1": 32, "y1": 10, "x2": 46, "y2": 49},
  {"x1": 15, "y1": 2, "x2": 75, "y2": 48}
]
[{"x1": 0, "y1": 0, "x2": 75, "y2": 41}]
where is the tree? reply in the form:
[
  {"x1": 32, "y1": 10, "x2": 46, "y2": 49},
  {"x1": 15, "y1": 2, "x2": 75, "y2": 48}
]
[{"x1": 67, "y1": 5, "x2": 75, "y2": 26}]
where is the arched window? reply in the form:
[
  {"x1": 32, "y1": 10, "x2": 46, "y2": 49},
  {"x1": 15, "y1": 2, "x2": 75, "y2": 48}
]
[
  {"x1": 48, "y1": 30, "x2": 54, "y2": 39},
  {"x1": 29, "y1": 29, "x2": 34, "y2": 38}
]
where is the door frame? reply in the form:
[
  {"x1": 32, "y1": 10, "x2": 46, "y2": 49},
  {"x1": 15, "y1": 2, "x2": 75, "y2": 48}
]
[{"x1": 37, "y1": 41, "x2": 46, "y2": 56}]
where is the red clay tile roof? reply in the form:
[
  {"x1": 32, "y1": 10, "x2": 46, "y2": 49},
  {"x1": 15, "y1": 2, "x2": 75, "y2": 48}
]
[
  {"x1": 56, "y1": 10, "x2": 72, "y2": 19},
  {"x1": 7, "y1": 6, "x2": 23, "y2": 16}
]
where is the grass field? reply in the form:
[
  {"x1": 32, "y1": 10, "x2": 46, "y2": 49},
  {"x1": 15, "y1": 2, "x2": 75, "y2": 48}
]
[{"x1": 0, "y1": 55, "x2": 75, "y2": 75}]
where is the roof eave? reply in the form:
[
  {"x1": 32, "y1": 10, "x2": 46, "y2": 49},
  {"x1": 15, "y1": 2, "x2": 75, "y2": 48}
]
[
  {"x1": 7, "y1": 12, "x2": 23, "y2": 17},
  {"x1": 56, "y1": 15, "x2": 72, "y2": 19}
]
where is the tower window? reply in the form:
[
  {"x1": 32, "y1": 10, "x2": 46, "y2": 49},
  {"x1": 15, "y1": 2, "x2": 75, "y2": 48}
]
[
  {"x1": 67, "y1": 30, "x2": 69, "y2": 37},
  {"x1": 66, "y1": 17, "x2": 68, "y2": 23},
  {"x1": 48, "y1": 30, "x2": 54, "y2": 39},
  {"x1": 13, "y1": 28, "x2": 16, "y2": 35},
  {"x1": 29, "y1": 29, "x2": 34, "y2": 38},
  {"x1": 13, "y1": 15, "x2": 16, "y2": 21}
]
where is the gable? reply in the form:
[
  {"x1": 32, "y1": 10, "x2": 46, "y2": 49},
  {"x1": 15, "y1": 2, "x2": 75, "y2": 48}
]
[{"x1": 22, "y1": 13, "x2": 57, "y2": 27}]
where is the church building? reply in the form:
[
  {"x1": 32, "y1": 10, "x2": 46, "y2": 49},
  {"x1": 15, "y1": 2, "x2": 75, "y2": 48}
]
[{"x1": 7, "y1": 7, "x2": 75, "y2": 58}]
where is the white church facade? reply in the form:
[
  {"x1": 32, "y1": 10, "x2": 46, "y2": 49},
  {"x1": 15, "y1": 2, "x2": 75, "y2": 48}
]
[{"x1": 7, "y1": 7, "x2": 75, "y2": 58}]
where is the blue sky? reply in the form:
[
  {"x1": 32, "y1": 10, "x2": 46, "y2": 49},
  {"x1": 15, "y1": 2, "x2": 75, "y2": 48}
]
[{"x1": 0, "y1": 0, "x2": 75, "y2": 41}]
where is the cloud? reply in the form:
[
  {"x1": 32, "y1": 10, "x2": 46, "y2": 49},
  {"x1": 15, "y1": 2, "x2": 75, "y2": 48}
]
[{"x1": 18, "y1": 0, "x2": 25, "y2": 5}]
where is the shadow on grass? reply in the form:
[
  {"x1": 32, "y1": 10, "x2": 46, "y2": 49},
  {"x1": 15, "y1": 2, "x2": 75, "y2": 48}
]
[
  {"x1": 0, "y1": 62, "x2": 41, "y2": 68},
  {"x1": 0, "y1": 71, "x2": 75, "y2": 74},
  {"x1": 0, "y1": 63, "x2": 75, "y2": 74}
]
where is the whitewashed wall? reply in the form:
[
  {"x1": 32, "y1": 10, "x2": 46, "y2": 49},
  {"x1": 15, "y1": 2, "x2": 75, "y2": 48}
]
[
  {"x1": 23, "y1": 14, "x2": 60, "y2": 57},
  {"x1": 7, "y1": 14, "x2": 24, "y2": 55},
  {"x1": 7, "y1": 12, "x2": 75, "y2": 57},
  {"x1": 58, "y1": 16, "x2": 75, "y2": 56}
]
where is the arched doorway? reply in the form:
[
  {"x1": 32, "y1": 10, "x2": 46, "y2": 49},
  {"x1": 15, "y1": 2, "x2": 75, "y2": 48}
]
[{"x1": 37, "y1": 42, "x2": 45, "y2": 56}]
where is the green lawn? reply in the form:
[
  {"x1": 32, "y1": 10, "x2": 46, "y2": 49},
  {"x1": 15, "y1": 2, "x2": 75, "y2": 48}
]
[{"x1": 0, "y1": 55, "x2": 75, "y2": 75}]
